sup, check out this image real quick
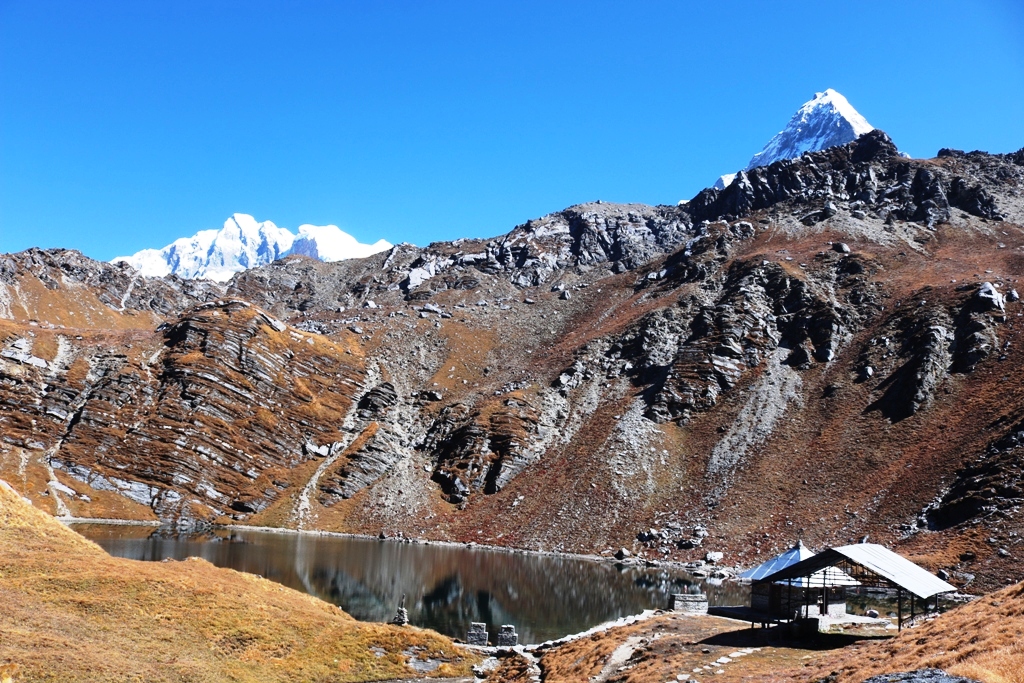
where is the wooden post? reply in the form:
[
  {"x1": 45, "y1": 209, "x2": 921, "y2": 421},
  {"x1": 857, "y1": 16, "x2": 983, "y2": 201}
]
[{"x1": 898, "y1": 588, "x2": 903, "y2": 632}]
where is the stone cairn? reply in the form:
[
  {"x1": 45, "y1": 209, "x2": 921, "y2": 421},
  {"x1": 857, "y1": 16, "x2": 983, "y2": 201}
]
[
  {"x1": 466, "y1": 622, "x2": 489, "y2": 646},
  {"x1": 496, "y1": 625, "x2": 518, "y2": 647},
  {"x1": 390, "y1": 594, "x2": 409, "y2": 626}
]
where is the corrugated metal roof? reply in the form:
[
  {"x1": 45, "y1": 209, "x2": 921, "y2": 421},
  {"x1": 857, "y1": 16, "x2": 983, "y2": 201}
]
[
  {"x1": 739, "y1": 542, "x2": 811, "y2": 580},
  {"x1": 833, "y1": 544, "x2": 957, "y2": 598},
  {"x1": 755, "y1": 543, "x2": 957, "y2": 599},
  {"x1": 739, "y1": 542, "x2": 860, "y2": 587}
]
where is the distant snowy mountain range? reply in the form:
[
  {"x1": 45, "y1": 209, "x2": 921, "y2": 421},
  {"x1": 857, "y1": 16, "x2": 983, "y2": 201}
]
[
  {"x1": 114, "y1": 90, "x2": 878, "y2": 281},
  {"x1": 712, "y1": 89, "x2": 875, "y2": 190},
  {"x1": 113, "y1": 214, "x2": 392, "y2": 282}
]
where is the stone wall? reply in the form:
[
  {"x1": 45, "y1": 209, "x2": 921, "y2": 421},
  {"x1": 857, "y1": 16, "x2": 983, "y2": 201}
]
[{"x1": 671, "y1": 593, "x2": 709, "y2": 614}]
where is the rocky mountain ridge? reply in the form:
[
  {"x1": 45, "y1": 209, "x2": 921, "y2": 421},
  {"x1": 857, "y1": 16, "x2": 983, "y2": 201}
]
[{"x1": 3, "y1": 131, "x2": 1024, "y2": 590}]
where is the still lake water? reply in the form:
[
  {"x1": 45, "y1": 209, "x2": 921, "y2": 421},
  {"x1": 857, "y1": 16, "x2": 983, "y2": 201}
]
[{"x1": 74, "y1": 525, "x2": 748, "y2": 644}]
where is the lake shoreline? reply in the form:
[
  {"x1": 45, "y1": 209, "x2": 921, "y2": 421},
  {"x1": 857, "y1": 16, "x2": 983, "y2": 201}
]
[{"x1": 65, "y1": 516, "x2": 715, "y2": 574}]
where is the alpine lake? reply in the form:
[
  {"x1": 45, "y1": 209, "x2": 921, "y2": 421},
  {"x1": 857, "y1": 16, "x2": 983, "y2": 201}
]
[{"x1": 73, "y1": 524, "x2": 748, "y2": 644}]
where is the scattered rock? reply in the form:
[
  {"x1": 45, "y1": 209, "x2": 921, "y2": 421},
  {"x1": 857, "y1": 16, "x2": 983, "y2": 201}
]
[
  {"x1": 974, "y1": 282, "x2": 1005, "y2": 313},
  {"x1": 860, "y1": 669, "x2": 983, "y2": 683}
]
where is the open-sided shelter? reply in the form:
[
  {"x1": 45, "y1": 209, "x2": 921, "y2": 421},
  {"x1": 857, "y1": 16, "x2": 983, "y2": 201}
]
[
  {"x1": 741, "y1": 541, "x2": 859, "y2": 619},
  {"x1": 754, "y1": 543, "x2": 957, "y2": 629}
]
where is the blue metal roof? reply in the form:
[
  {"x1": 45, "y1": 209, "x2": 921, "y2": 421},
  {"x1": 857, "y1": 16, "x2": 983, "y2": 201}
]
[{"x1": 740, "y1": 541, "x2": 859, "y2": 587}]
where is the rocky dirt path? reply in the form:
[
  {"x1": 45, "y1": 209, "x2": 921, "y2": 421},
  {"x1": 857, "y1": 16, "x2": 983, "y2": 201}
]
[{"x1": 592, "y1": 635, "x2": 645, "y2": 682}]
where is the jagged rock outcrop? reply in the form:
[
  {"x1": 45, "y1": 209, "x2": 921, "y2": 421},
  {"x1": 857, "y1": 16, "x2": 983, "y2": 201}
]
[
  {"x1": 870, "y1": 312, "x2": 955, "y2": 421},
  {"x1": 357, "y1": 382, "x2": 398, "y2": 419},
  {"x1": 228, "y1": 203, "x2": 697, "y2": 311},
  {"x1": 861, "y1": 283, "x2": 1007, "y2": 421},
  {"x1": 626, "y1": 250, "x2": 875, "y2": 424},
  {"x1": 689, "y1": 131, "x2": 1010, "y2": 227},
  {"x1": 0, "y1": 247, "x2": 221, "y2": 319},
  {"x1": 319, "y1": 424, "x2": 406, "y2": 504},
  {"x1": 427, "y1": 398, "x2": 541, "y2": 501}
]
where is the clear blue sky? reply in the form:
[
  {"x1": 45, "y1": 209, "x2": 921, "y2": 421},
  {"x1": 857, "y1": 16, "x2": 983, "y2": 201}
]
[{"x1": 1, "y1": 0, "x2": 1022, "y2": 260}]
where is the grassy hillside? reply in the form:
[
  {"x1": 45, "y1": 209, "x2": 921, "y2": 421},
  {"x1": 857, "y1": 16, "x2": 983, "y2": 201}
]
[
  {"x1": 796, "y1": 581, "x2": 1024, "y2": 683},
  {"x1": 0, "y1": 480, "x2": 476, "y2": 683}
]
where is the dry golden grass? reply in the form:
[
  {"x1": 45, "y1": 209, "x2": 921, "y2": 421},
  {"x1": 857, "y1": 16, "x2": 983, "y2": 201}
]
[
  {"x1": 0, "y1": 480, "x2": 477, "y2": 682},
  {"x1": 7, "y1": 274, "x2": 159, "y2": 330},
  {"x1": 424, "y1": 324, "x2": 496, "y2": 397},
  {"x1": 794, "y1": 582, "x2": 1024, "y2": 683}
]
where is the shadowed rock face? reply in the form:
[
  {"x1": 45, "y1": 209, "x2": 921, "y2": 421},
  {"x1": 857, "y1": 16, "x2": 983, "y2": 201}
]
[{"x1": 3, "y1": 132, "x2": 1024, "y2": 590}]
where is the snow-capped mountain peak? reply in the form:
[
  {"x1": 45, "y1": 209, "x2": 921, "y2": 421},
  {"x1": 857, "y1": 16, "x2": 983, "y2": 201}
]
[
  {"x1": 289, "y1": 223, "x2": 393, "y2": 262},
  {"x1": 113, "y1": 214, "x2": 392, "y2": 282},
  {"x1": 747, "y1": 88, "x2": 873, "y2": 171},
  {"x1": 713, "y1": 89, "x2": 875, "y2": 189}
]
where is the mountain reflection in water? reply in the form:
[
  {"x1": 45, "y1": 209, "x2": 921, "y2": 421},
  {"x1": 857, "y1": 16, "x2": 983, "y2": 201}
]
[{"x1": 73, "y1": 525, "x2": 749, "y2": 643}]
